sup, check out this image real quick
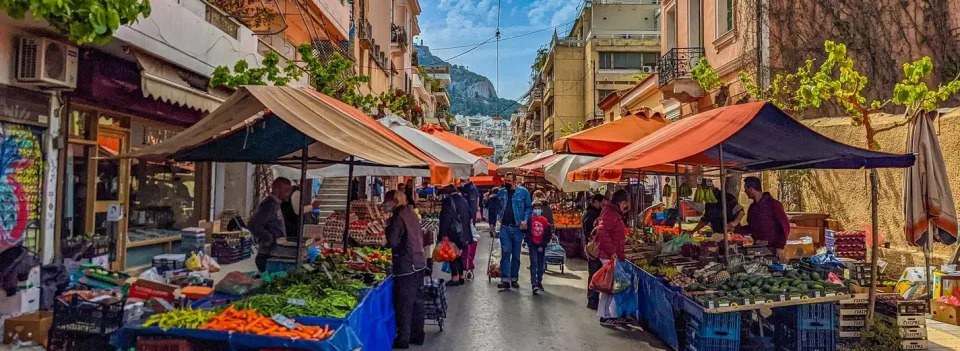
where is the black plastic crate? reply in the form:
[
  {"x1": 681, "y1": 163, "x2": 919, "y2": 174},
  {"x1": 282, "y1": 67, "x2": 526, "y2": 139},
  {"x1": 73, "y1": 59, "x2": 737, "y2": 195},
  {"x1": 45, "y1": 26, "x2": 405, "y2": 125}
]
[
  {"x1": 774, "y1": 326, "x2": 837, "y2": 351},
  {"x1": 52, "y1": 295, "x2": 126, "y2": 335},
  {"x1": 46, "y1": 329, "x2": 112, "y2": 351},
  {"x1": 152, "y1": 256, "x2": 186, "y2": 275},
  {"x1": 686, "y1": 311, "x2": 741, "y2": 341},
  {"x1": 773, "y1": 303, "x2": 837, "y2": 330}
]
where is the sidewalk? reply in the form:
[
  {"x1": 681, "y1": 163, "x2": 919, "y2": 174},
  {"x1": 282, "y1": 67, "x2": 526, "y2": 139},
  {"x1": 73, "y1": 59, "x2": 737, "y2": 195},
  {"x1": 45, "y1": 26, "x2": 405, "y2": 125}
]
[{"x1": 928, "y1": 319, "x2": 960, "y2": 351}]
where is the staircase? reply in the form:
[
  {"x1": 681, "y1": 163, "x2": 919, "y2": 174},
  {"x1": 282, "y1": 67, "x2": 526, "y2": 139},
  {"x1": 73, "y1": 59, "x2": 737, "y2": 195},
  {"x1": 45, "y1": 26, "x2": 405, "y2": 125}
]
[{"x1": 315, "y1": 177, "x2": 351, "y2": 225}]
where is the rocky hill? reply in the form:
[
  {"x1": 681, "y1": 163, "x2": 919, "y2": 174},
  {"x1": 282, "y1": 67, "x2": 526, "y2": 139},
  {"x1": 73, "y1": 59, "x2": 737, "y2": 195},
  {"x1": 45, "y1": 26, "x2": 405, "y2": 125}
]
[{"x1": 415, "y1": 45, "x2": 518, "y2": 117}]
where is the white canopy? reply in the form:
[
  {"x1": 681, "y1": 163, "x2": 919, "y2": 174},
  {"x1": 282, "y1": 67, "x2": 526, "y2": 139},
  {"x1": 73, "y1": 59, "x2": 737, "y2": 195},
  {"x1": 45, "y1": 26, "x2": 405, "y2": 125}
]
[
  {"x1": 543, "y1": 154, "x2": 603, "y2": 192},
  {"x1": 498, "y1": 150, "x2": 553, "y2": 175},
  {"x1": 273, "y1": 115, "x2": 489, "y2": 179}
]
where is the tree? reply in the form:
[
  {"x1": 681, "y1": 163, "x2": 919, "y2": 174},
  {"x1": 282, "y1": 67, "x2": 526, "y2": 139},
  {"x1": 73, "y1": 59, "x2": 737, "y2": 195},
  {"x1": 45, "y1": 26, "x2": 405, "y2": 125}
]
[
  {"x1": 0, "y1": 0, "x2": 151, "y2": 45},
  {"x1": 741, "y1": 41, "x2": 960, "y2": 149},
  {"x1": 530, "y1": 46, "x2": 549, "y2": 80}
]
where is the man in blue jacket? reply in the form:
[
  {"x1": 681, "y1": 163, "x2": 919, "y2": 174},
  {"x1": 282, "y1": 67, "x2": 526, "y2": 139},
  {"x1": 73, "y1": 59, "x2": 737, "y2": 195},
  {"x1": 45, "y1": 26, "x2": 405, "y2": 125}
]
[{"x1": 497, "y1": 173, "x2": 532, "y2": 290}]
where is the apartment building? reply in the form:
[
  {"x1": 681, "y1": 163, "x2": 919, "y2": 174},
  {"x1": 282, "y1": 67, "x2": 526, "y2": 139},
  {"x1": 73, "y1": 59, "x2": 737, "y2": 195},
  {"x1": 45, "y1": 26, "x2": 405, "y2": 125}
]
[
  {"x1": 525, "y1": 0, "x2": 662, "y2": 147},
  {"x1": 454, "y1": 115, "x2": 511, "y2": 162},
  {"x1": 0, "y1": 0, "x2": 362, "y2": 268},
  {"x1": 354, "y1": 0, "x2": 424, "y2": 100}
]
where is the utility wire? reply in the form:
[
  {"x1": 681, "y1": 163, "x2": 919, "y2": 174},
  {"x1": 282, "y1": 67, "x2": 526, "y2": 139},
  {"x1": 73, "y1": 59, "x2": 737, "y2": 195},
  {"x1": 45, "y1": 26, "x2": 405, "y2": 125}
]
[{"x1": 428, "y1": 20, "x2": 576, "y2": 51}]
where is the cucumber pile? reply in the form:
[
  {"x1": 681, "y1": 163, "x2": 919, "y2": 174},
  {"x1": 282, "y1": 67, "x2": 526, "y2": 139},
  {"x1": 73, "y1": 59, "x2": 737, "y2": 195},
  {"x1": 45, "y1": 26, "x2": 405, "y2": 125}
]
[{"x1": 686, "y1": 270, "x2": 840, "y2": 298}]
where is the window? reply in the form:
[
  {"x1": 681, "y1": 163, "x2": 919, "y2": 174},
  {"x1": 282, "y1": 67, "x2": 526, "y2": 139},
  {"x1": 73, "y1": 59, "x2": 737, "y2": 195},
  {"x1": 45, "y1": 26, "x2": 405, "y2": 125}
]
[
  {"x1": 642, "y1": 53, "x2": 659, "y2": 69},
  {"x1": 597, "y1": 89, "x2": 616, "y2": 100},
  {"x1": 716, "y1": 0, "x2": 735, "y2": 36},
  {"x1": 598, "y1": 52, "x2": 643, "y2": 70}
]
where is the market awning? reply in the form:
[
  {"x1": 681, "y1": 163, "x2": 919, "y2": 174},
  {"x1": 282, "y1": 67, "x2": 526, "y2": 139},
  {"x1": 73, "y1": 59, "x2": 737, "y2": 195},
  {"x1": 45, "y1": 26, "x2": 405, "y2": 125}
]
[
  {"x1": 552, "y1": 110, "x2": 669, "y2": 156},
  {"x1": 570, "y1": 102, "x2": 916, "y2": 182},
  {"x1": 498, "y1": 150, "x2": 552, "y2": 175},
  {"x1": 518, "y1": 154, "x2": 562, "y2": 177},
  {"x1": 904, "y1": 111, "x2": 958, "y2": 246},
  {"x1": 535, "y1": 154, "x2": 601, "y2": 192},
  {"x1": 420, "y1": 124, "x2": 495, "y2": 156},
  {"x1": 129, "y1": 86, "x2": 452, "y2": 183},
  {"x1": 135, "y1": 51, "x2": 230, "y2": 113}
]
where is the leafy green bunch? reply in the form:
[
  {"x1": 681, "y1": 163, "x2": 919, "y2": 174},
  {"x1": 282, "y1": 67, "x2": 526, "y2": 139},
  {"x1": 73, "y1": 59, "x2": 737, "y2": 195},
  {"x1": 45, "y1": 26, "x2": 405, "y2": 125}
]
[
  {"x1": 0, "y1": 0, "x2": 152, "y2": 45},
  {"x1": 690, "y1": 57, "x2": 722, "y2": 91}
]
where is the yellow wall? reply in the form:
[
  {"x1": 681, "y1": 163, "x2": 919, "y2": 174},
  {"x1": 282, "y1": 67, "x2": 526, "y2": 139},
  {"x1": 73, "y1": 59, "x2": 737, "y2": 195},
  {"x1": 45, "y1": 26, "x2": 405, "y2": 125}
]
[
  {"x1": 781, "y1": 111, "x2": 960, "y2": 270},
  {"x1": 547, "y1": 45, "x2": 585, "y2": 142},
  {"x1": 584, "y1": 38, "x2": 660, "y2": 119}
]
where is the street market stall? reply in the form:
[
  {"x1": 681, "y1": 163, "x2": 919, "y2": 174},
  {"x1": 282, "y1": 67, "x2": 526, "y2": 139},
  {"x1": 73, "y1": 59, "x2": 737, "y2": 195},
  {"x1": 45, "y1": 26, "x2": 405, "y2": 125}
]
[
  {"x1": 103, "y1": 86, "x2": 455, "y2": 350},
  {"x1": 571, "y1": 102, "x2": 918, "y2": 351}
]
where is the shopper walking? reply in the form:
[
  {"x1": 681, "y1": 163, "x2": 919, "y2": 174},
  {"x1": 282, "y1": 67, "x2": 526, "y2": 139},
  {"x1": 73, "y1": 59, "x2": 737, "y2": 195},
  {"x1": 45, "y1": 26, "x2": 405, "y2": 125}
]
[
  {"x1": 249, "y1": 177, "x2": 293, "y2": 273},
  {"x1": 582, "y1": 193, "x2": 605, "y2": 310},
  {"x1": 439, "y1": 184, "x2": 472, "y2": 286},
  {"x1": 527, "y1": 201, "x2": 552, "y2": 293},
  {"x1": 383, "y1": 190, "x2": 427, "y2": 349},
  {"x1": 496, "y1": 173, "x2": 532, "y2": 290},
  {"x1": 484, "y1": 188, "x2": 502, "y2": 237},
  {"x1": 460, "y1": 178, "x2": 481, "y2": 280},
  {"x1": 595, "y1": 189, "x2": 630, "y2": 326}
]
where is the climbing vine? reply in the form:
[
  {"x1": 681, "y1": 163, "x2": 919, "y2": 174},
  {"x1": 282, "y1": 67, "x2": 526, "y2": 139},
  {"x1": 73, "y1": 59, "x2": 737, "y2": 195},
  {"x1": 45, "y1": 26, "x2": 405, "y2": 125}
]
[
  {"x1": 0, "y1": 0, "x2": 151, "y2": 45},
  {"x1": 690, "y1": 58, "x2": 723, "y2": 91}
]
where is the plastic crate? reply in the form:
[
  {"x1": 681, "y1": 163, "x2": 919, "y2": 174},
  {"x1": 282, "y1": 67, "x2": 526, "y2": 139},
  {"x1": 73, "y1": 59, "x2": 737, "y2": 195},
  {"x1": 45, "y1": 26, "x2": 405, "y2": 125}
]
[
  {"x1": 152, "y1": 254, "x2": 186, "y2": 274},
  {"x1": 52, "y1": 295, "x2": 126, "y2": 335},
  {"x1": 685, "y1": 335, "x2": 740, "y2": 351},
  {"x1": 774, "y1": 303, "x2": 837, "y2": 330},
  {"x1": 686, "y1": 312, "x2": 741, "y2": 341},
  {"x1": 775, "y1": 326, "x2": 837, "y2": 351},
  {"x1": 46, "y1": 330, "x2": 112, "y2": 351}
]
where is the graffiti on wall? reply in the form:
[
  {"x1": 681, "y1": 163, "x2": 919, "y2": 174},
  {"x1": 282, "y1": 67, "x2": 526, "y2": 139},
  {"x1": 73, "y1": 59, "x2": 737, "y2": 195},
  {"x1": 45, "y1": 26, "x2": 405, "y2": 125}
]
[{"x1": 0, "y1": 123, "x2": 44, "y2": 250}]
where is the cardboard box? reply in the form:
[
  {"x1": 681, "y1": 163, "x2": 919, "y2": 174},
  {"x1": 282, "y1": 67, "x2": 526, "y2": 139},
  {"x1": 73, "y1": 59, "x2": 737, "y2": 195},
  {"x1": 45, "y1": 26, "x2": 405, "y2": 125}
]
[
  {"x1": 879, "y1": 313, "x2": 926, "y2": 327},
  {"x1": 839, "y1": 293, "x2": 869, "y2": 304},
  {"x1": 128, "y1": 279, "x2": 177, "y2": 302},
  {"x1": 901, "y1": 339, "x2": 928, "y2": 350},
  {"x1": 3, "y1": 311, "x2": 52, "y2": 347},
  {"x1": 0, "y1": 288, "x2": 39, "y2": 316},
  {"x1": 780, "y1": 243, "x2": 816, "y2": 261},
  {"x1": 199, "y1": 220, "x2": 222, "y2": 242},
  {"x1": 899, "y1": 326, "x2": 927, "y2": 340},
  {"x1": 15, "y1": 266, "x2": 40, "y2": 291},
  {"x1": 931, "y1": 300, "x2": 959, "y2": 326}
]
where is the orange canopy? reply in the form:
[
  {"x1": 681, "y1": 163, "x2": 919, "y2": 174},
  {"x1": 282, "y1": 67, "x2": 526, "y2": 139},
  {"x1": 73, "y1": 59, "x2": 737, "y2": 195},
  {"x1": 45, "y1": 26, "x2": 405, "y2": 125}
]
[
  {"x1": 552, "y1": 110, "x2": 668, "y2": 156},
  {"x1": 420, "y1": 124, "x2": 495, "y2": 156}
]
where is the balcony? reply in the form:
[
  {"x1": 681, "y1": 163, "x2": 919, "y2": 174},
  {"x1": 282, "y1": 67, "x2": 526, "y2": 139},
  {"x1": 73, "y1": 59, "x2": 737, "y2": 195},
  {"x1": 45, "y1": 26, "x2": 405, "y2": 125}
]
[
  {"x1": 391, "y1": 25, "x2": 408, "y2": 49},
  {"x1": 357, "y1": 18, "x2": 373, "y2": 49},
  {"x1": 425, "y1": 65, "x2": 451, "y2": 84},
  {"x1": 657, "y1": 47, "x2": 707, "y2": 102},
  {"x1": 433, "y1": 87, "x2": 450, "y2": 106}
]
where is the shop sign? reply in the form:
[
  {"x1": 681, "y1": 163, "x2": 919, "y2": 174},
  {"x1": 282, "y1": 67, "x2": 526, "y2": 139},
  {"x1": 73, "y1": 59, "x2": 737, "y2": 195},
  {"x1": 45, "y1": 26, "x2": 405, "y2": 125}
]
[
  {"x1": 0, "y1": 85, "x2": 49, "y2": 126},
  {"x1": 107, "y1": 203, "x2": 124, "y2": 221}
]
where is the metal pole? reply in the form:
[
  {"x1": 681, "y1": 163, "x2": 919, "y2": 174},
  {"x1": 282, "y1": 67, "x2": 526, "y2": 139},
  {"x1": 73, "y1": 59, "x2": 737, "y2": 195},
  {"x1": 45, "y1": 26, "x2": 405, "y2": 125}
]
[
  {"x1": 296, "y1": 141, "x2": 308, "y2": 266},
  {"x1": 719, "y1": 144, "x2": 729, "y2": 259},
  {"x1": 925, "y1": 218, "x2": 934, "y2": 311},
  {"x1": 864, "y1": 169, "x2": 880, "y2": 336},
  {"x1": 639, "y1": 178, "x2": 646, "y2": 232},
  {"x1": 343, "y1": 156, "x2": 356, "y2": 251},
  {"x1": 674, "y1": 164, "x2": 682, "y2": 230}
]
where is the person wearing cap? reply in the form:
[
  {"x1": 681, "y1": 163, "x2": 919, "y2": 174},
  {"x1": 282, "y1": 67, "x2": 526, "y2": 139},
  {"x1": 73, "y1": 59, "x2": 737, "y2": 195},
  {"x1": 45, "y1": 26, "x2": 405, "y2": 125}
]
[{"x1": 496, "y1": 173, "x2": 532, "y2": 290}]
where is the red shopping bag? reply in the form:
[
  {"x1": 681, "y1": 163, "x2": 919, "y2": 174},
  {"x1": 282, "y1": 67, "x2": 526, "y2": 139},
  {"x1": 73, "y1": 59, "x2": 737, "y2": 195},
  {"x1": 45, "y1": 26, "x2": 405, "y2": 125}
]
[
  {"x1": 432, "y1": 237, "x2": 460, "y2": 262},
  {"x1": 589, "y1": 259, "x2": 615, "y2": 294}
]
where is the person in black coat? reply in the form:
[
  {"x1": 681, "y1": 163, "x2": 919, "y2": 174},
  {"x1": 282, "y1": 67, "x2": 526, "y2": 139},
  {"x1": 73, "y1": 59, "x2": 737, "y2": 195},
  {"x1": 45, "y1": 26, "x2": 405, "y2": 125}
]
[
  {"x1": 484, "y1": 187, "x2": 502, "y2": 237},
  {"x1": 582, "y1": 193, "x2": 605, "y2": 309},
  {"x1": 439, "y1": 184, "x2": 472, "y2": 286}
]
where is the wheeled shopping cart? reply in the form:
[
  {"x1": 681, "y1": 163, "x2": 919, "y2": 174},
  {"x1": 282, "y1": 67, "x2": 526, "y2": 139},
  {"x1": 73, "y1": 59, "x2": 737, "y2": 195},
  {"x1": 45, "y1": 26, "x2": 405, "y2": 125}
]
[
  {"x1": 544, "y1": 237, "x2": 566, "y2": 274},
  {"x1": 421, "y1": 277, "x2": 447, "y2": 331}
]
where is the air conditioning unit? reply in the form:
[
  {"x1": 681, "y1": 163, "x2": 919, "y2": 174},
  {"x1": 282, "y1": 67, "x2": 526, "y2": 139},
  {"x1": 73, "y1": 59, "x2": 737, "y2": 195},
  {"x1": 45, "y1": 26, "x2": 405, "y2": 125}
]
[
  {"x1": 17, "y1": 37, "x2": 78, "y2": 89},
  {"x1": 641, "y1": 66, "x2": 655, "y2": 74}
]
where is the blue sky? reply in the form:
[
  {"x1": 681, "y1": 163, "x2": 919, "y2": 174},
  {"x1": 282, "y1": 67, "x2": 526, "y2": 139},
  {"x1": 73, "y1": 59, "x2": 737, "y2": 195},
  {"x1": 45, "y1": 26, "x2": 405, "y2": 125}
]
[{"x1": 415, "y1": 0, "x2": 584, "y2": 101}]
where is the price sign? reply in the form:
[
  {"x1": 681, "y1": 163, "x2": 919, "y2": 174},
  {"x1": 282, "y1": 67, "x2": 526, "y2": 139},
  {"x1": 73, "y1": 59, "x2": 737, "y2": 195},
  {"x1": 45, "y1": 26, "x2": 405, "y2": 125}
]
[
  {"x1": 107, "y1": 204, "x2": 123, "y2": 221},
  {"x1": 271, "y1": 315, "x2": 298, "y2": 330},
  {"x1": 287, "y1": 298, "x2": 306, "y2": 306}
]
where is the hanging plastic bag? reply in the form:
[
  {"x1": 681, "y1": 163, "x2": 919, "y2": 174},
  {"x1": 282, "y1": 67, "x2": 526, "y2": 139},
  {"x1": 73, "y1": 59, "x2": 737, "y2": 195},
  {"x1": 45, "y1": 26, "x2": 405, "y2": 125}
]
[
  {"x1": 432, "y1": 237, "x2": 460, "y2": 263},
  {"x1": 441, "y1": 262, "x2": 451, "y2": 274},
  {"x1": 590, "y1": 259, "x2": 615, "y2": 294},
  {"x1": 613, "y1": 259, "x2": 633, "y2": 293},
  {"x1": 138, "y1": 267, "x2": 164, "y2": 283},
  {"x1": 186, "y1": 252, "x2": 202, "y2": 271}
]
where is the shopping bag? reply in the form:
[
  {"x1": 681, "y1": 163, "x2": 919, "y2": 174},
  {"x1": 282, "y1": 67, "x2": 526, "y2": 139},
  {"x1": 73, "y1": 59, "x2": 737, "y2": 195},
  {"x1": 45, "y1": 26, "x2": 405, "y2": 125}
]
[
  {"x1": 585, "y1": 225, "x2": 601, "y2": 259},
  {"x1": 441, "y1": 262, "x2": 451, "y2": 274},
  {"x1": 589, "y1": 259, "x2": 615, "y2": 294},
  {"x1": 432, "y1": 237, "x2": 460, "y2": 262},
  {"x1": 613, "y1": 259, "x2": 633, "y2": 293}
]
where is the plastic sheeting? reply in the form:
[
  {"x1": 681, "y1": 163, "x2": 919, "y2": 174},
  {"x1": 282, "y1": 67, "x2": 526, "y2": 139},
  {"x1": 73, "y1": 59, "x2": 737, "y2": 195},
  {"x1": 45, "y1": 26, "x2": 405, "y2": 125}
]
[
  {"x1": 300, "y1": 276, "x2": 396, "y2": 351},
  {"x1": 110, "y1": 318, "x2": 362, "y2": 351},
  {"x1": 633, "y1": 264, "x2": 680, "y2": 350}
]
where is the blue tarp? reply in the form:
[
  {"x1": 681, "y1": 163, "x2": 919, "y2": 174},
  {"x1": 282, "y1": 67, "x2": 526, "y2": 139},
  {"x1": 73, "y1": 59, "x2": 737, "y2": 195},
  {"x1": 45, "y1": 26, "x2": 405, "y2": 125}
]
[
  {"x1": 633, "y1": 264, "x2": 680, "y2": 351},
  {"x1": 113, "y1": 277, "x2": 395, "y2": 350}
]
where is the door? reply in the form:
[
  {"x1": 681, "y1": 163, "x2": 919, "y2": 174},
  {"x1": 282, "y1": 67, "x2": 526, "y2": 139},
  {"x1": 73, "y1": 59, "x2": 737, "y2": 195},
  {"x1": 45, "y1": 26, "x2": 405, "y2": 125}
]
[{"x1": 95, "y1": 127, "x2": 131, "y2": 270}]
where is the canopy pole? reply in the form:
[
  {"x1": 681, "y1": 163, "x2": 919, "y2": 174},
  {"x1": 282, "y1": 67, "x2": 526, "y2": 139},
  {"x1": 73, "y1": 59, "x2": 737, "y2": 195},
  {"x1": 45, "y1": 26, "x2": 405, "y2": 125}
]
[
  {"x1": 639, "y1": 177, "x2": 646, "y2": 232},
  {"x1": 296, "y1": 140, "x2": 308, "y2": 266},
  {"x1": 719, "y1": 144, "x2": 729, "y2": 260},
  {"x1": 674, "y1": 164, "x2": 681, "y2": 231},
  {"x1": 343, "y1": 156, "x2": 356, "y2": 251},
  {"x1": 925, "y1": 218, "x2": 934, "y2": 312},
  {"x1": 865, "y1": 169, "x2": 880, "y2": 337}
]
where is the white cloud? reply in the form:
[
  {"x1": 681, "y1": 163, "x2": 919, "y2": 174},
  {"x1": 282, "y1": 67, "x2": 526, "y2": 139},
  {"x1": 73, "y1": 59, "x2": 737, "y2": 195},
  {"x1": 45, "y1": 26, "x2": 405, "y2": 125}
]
[{"x1": 527, "y1": 0, "x2": 580, "y2": 26}]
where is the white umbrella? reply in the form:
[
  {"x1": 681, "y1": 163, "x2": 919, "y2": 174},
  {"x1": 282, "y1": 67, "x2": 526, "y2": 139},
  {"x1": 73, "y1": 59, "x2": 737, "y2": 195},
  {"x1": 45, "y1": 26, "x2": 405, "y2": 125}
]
[
  {"x1": 498, "y1": 150, "x2": 553, "y2": 175},
  {"x1": 543, "y1": 154, "x2": 603, "y2": 192}
]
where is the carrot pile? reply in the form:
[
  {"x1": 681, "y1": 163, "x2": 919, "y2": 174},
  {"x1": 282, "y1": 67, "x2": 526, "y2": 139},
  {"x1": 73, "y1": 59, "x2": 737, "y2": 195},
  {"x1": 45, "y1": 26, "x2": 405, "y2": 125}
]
[{"x1": 199, "y1": 306, "x2": 335, "y2": 341}]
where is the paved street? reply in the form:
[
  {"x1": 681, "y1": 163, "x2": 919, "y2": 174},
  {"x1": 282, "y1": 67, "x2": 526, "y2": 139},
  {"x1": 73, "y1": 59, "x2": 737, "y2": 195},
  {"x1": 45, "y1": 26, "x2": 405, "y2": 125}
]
[{"x1": 413, "y1": 224, "x2": 668, "y2": 351}]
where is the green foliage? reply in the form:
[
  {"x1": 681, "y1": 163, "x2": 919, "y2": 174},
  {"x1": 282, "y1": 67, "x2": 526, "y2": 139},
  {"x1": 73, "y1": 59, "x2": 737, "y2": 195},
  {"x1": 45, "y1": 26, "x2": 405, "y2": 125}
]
[
  {"x1": 690, "y1": 57, "x2": 722, "y2": 91},
  {"x1": 208, "y1": 0, "x2": 275, "y2": 28},
  {"x1": 559, "y1": 120, "x2": 586, "y2": 137},
  {"x1": 633, "y1": 73, "x2": 650, "y2": 83},
  {"x1": 891, "y1": 56, "x2": 960, "y2": 115},
  {"x1": 531, "y1": 47, "x2": 549, "y2": 74},
  {"x1": 0, "y1": 0, "x2": 151, "y2": 45},
  {"x1": 838, "y1": 321, "x2": 903, "y2": 351}
]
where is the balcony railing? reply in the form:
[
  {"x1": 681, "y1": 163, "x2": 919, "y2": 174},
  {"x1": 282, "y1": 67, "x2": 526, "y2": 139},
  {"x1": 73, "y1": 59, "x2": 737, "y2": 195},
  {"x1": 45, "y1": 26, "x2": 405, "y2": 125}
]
[
  {"x1": 657, "y1": 47, "x2": 705, "y2": 87},
  {"x1": 358, "y1": 18, "x2": 373, "y2": 45},
  {"x1": 391, "y1": 25, "x2": 408, "y2": 47}
]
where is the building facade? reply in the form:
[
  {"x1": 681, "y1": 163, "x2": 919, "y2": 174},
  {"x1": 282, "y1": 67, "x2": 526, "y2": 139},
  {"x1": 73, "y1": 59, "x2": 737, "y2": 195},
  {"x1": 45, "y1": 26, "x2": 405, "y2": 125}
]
[
  {"x1": 0, "y1": 0, "x2": 418, "y2": 270},
  {"x1": 521, "y1": 0, "x2": 662, "y2": 147}
]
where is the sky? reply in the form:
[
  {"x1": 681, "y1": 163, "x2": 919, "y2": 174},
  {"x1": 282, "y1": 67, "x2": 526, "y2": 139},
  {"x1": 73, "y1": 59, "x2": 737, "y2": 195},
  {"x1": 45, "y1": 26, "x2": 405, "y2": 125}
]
[{"x1": 415, "y1": 0, "x2": 584, "y2": 101}]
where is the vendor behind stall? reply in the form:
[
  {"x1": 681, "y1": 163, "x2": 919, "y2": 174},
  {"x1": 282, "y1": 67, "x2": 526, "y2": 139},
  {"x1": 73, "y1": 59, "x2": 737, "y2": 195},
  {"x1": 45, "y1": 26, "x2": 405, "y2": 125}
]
[
  {"x1": 249, "y1": 177, "x2": 293, "y2": 272},
  {"x1": 736, "y1": 176, "x2": 790, "y2": 251},
  {"x1": 692, "y1": 180, "x2": 745, "y2": 234}
]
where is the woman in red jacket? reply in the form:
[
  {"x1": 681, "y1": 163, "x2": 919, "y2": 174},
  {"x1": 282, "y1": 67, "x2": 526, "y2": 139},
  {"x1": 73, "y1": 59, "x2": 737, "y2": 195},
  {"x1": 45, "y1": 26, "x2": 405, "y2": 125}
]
[{"x1": 594, "y1": 189, "x2": 630, "y2": 326}]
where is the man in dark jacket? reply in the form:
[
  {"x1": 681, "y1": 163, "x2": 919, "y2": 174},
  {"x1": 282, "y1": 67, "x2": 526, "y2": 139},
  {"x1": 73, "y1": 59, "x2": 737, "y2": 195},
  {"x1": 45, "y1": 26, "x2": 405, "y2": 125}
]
[
  {"x1": 248, "y1": 177, "x2": 293, "y2": 272},
  {"x1": 439, "y1": 184, "x2": 472, "y2": 286},
  {"x1": 484, "y1": 188, "x2": 502, "y2": 237},
  {"x1": 384, "y1": 190, "x2": 426, "y2": 349},
  {"x1": 582, "y1": 193, "x2": 605, "y2": 309},
  {"x1": 460, "y1": 178, "x2": 481, "y2": 223}
]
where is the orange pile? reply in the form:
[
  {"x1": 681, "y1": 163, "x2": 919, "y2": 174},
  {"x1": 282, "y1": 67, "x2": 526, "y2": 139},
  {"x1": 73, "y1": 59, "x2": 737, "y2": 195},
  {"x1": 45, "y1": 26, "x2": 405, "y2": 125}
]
[{"x1": 200, "y1": 306, "x2": 335, "y2": 341}]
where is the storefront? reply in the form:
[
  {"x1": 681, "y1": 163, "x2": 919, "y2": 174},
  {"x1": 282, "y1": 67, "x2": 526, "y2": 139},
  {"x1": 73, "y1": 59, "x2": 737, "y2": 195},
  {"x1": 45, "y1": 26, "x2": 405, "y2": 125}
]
[
  {"x1": 61, "y1": 48, "x2": 223, "y2": 271},
  {"x1": 0, "y1": 85, "x2": 50, "y2": 253}
]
